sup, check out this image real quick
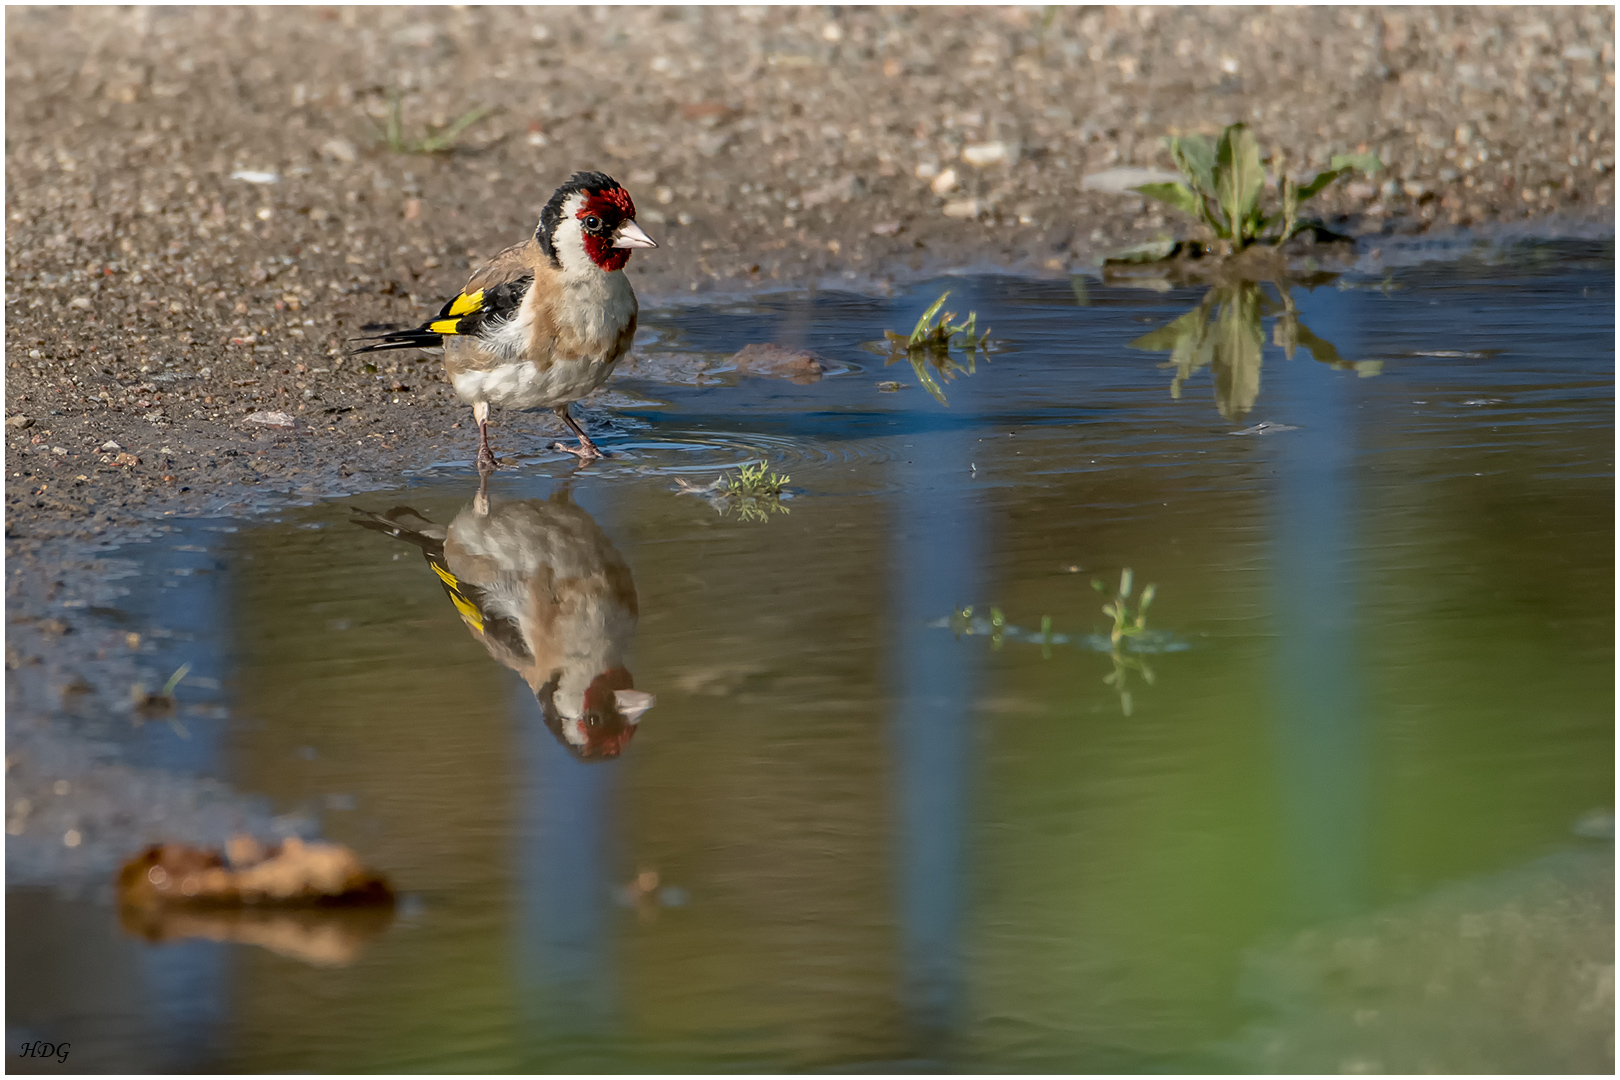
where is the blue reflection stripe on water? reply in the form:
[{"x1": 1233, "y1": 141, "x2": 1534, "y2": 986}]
[
  {"x1": 888, "y1": 416, "x2": 985, "y2": 1052},
  {"x1": 513, "y1": 677, "x2": 621, "y2": 1048},
  {"x1": 1269, "y1": 288, "x2": 1370, "y2": 924},
  {"x1": 513, "y1": 483, "x2": 624, "y2": 1057},
  {"x1": 139, "y1": 521, "x2": 236, "y2": 1068}
]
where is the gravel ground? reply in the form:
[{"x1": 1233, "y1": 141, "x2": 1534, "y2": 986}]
[{"x1": 4, "y1": 5, "x2": 1614, "y2": 546}]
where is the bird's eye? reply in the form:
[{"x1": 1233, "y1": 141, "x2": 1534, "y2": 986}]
[{"x1": 583, "y1": 215, "x2": 602, "y2": 230}]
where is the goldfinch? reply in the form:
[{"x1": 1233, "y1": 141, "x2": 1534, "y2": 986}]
[
  {"x1": 353, "y1": 171, "x2": 657, "y2": 469},
  {"x1": 352, "y1": 486, "x2": 654, "y2": 760}
]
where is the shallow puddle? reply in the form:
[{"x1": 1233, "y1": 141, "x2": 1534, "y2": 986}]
[{"x1": 8, "y1": 241, "x2": 1614, "y2": 1072}]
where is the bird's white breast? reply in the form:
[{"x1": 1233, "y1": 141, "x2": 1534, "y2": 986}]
[
  {"x1": 448, "y1": 269, "x2": 635, "y2": 410},
  {"x1": 450, "y1": 359, "x2": 606, "y2": 409}
]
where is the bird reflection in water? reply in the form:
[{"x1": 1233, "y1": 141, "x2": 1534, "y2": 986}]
[{"x1": 353, "y1": 484, "x2": 654, "y2": 760}]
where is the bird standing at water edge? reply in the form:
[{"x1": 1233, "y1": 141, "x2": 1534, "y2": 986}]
[{"x1": 351, "y1": 171, "x2": 657, "y2": 469}]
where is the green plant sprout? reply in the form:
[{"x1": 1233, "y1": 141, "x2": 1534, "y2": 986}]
[
  {"x1": 1124, "y1": 122, "x2": 1381, "y2": 257},
  {"x1": 676, "y1": 461, "x2": 791, "y2": 523},
  {"x1": 723, "y1": 460, "x2": 789, "y2": 498},
  {"x1": 867, "y1": 291, "x2": 995, "y2": 406},
  {"x1": 940, "y1": 581, "x2": 1182, "y2": 715},
  {"x1": 131, "y1": 662, "x2": 192, "y2": 737},
  {"x1": 1089, "y1": 570, "x2": 1159, "y2": 715},
  {"x1": 943, "y1": 579, "x2": 1171, "y2": 716},
  {"x1": 900, "y1": 291, "x2": 992, "y2": 352},
  {"x1": 1092, "y1": 568, "x2": 1156, "y2": 647},
  {"x1": 371, "y1": 90, "x2": 498, "y2": 155}
]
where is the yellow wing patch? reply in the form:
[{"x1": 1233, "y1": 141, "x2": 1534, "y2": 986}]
[
  {"x1": 427, "y1": 289, "x2": 486, "y2": 335},
  {"x1": 431, "y1": 561, "x2": 484, "y2": 632}
]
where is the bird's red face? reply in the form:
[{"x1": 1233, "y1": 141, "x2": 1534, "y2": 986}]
[
  {"x1": 548, "y1": 670, "x2": 656, "y2": 761},
  {"x1": 539, "y1": 170, "x2": 658, "y2": 274},
  {"x1": 577, "y1": 185, "x2": 639, "y2": 272}
]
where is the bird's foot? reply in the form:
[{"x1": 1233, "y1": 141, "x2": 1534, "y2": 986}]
[
  {"x1": 475, "y1": 447, "x2": 499, "y2": 474},
  {"x1": 549, "y1": 440, "x2": 603, "y2": 462}
]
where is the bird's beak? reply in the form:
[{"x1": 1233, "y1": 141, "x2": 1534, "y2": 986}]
[
  {"x1": 614, "y1": 689, "x2": 656, "y2": 722},
  {"x1": 613, "y1": 219, "x2": 658, "y2": 249}
]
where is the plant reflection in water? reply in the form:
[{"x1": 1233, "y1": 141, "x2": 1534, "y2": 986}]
[
  {"x1": 937, "y1": 567, "x2": 1185, "y2": 718},
  {"x1": 352, "y1": 483, "x2": 655, "y2": 760},
  {"x1": 1128, "y1": 280, "x2": 1381, "y2": 421}
]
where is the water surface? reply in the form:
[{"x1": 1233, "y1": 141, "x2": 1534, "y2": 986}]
[{"x1": 8, "y1": 241, "x2": 1614, "y2": 1072}]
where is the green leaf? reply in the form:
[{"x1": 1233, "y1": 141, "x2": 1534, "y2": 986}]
[
  {"x1": 1167, "y1": 134, "x2": 1216, "y2": 197},
  {"x1": 1167, "y1": 134, "x2": 1228, "y2": 236},
  {"x1": 1103, "y1": 239, "x2": 1181, "y2": 264},
  {"x1": 1132, "y1": 181, "x2": 1203, "y2": 219},
  {"x1": 1296, "y1": 166, "x2": 1351, "y2": 203},
  {"x1": 1214, "y1": 124, "x2": 1265, "y2": 244},
  {"x1": 910, "y1": 292, "x2": 950, "y2": 344},
  {"x1": 1295, "y1": 153, "x2": 1381, "y2": 204},
  {"x1": 1329, "y1": 151, "x2": 1382, "y2": 174}
]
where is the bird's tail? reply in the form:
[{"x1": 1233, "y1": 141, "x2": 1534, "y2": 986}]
[
  {"x1": 349, "y1": 506, "x2": 447, "y2": 556},
  {"x1": 347, "y1": 325, "x2": 443, "y2": 356},
  {"x1": 351, "y1": 504, "x2": 525, "y2": 656}
]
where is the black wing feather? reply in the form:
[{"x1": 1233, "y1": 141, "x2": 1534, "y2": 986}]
[{"x1": 347, "y1": 275, "x2": 533, "y2": 356}]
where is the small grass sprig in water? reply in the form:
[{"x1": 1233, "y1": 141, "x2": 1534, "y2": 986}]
[
  {"x1": 869, "y1": 291, "x2": 995, "y2": 406},
  {"x1": 371, "y1": 90, "x2": 498, "y2": 155},
  {"x1": 1093, "y1": 568, "x2": 1156, "y2": 647},
  {"x1": 897, "y1": 291, "x2": 992, "y2": 353},
  {"x1": 678, "y1": 460, "x2": 790, "y2": 523},
  {"x1": 131, "y1": 663, "x2": 192, "y2": 738},
  {"x1": 723, "y1": 460, "x2": 789, "y2": 498},
  {"x1": 1092, "y1": 569, "x2": 1158, "y2": 715}
]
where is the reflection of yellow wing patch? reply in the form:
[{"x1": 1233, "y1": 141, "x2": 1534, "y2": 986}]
[
  {"x1": 431, "y1": 562, "x2": 484, "y2": 633},
  {"x1": 448, "y1": 289, "x2": 484, "y2": 317},
  {"x1": 448, "y1": 592, "x2": 484, "y2": 633}
]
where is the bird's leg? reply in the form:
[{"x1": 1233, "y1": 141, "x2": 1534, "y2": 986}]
[
  {"x1": 474, "y1": 469, "x2": 491, "y2": 517},
  {"x1": 550, "y1": 405, "x2": 603, "y2": 461},
  {"x1": 473, "y1": 401, "x2": 497, "y2": 474}
]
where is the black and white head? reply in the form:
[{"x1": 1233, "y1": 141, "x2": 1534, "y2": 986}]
[{"x1": 537, "y1": 170, "x2": 657, "y2": 276}]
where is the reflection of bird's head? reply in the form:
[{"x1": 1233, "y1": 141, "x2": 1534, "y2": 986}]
[
  {"x1": 359, "y1": 488, "x2": 656, "y2": 761},
  {"x1": 537, "y1": 667, "x2": 655, "y2": 761}
]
